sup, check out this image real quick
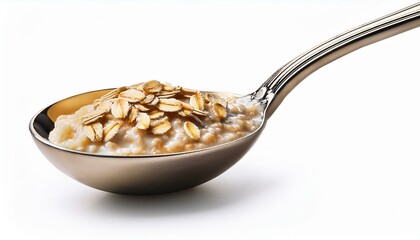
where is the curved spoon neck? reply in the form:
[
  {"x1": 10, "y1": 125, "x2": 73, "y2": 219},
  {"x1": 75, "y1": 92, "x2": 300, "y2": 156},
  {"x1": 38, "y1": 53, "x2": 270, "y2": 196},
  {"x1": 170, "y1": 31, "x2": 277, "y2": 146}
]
[{"x1": 255, "y1": 3, "x2": 420, "y2": 119}]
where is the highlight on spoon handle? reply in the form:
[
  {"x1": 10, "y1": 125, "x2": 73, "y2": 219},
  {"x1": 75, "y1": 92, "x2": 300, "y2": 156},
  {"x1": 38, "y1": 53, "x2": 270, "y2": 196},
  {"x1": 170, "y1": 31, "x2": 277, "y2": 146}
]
[{"x1": 254, "y1": 3, "x2": 420, "y2": 119}]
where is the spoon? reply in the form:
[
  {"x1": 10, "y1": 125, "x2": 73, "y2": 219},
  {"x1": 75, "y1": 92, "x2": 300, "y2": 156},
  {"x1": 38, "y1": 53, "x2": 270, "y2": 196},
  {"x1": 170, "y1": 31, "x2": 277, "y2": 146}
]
[{"x1": 30, "y1": 3, "x2": 420, "y2": 195}]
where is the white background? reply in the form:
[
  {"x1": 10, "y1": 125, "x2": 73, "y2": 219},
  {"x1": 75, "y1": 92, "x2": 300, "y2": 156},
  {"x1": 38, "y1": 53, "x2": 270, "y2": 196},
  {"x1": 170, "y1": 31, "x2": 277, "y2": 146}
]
[{"x1": 1, "y1": 0, "x2": 420, "y2": 239}]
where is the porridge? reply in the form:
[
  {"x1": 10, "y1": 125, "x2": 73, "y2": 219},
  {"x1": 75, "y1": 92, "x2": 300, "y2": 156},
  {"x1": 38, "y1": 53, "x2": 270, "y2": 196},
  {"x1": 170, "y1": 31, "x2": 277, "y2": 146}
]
[{"x1": 49, "y1": 80, "x2": 263, "y2": 155}]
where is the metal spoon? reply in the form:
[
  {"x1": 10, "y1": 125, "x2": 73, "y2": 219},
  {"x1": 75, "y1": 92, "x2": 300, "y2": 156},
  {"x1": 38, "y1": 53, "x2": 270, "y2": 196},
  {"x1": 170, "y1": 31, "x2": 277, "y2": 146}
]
[{"x1": 30, "y1": 3, "x2": 420, "y2": 195}]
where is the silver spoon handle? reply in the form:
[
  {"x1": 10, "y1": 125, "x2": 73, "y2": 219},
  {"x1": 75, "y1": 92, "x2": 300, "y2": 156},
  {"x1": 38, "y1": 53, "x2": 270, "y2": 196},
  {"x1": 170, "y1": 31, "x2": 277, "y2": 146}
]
[{"x1": 254, "y1": 3, "x2": 420, "y2": 119}]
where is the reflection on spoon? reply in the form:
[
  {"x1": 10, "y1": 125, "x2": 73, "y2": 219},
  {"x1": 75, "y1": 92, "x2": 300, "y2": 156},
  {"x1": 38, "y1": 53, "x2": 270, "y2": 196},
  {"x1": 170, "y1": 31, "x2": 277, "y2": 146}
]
[{"x1": 30, "y1": 3, "x2": 420, "y2": 194}]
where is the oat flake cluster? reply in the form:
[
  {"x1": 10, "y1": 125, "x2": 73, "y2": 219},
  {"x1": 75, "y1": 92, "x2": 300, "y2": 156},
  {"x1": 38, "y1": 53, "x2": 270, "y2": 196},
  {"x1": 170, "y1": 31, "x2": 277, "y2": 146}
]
[
  {"x1": 82, "y1": 80, "x2": 229, "y2": 143},
  {"x1": 49, "y1": 80, "x2": 262, "y2": 155}
]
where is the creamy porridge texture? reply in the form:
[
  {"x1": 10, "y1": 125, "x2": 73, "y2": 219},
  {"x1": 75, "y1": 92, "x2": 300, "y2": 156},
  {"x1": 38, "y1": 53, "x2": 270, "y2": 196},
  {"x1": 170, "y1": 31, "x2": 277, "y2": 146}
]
[{"x1": 49, "y1": 80, "x2": 262, "y2": 155}]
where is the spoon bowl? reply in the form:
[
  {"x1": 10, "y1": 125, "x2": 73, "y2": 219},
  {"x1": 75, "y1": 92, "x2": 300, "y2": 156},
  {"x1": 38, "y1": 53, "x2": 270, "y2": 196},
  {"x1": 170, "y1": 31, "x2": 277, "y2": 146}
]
[
  {"x1": 30, "y1": 3, "x2": 420, "y2": 194},
  {"x1": 30, "y1": 91, "x2": 265, "y2": 194}
]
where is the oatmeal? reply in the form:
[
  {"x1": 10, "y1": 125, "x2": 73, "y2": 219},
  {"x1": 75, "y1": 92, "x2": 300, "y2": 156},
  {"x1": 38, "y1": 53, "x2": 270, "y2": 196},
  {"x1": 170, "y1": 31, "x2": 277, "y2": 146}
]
[{"x1": 49, "y1": 80, "x2": 263, "y2": 155}]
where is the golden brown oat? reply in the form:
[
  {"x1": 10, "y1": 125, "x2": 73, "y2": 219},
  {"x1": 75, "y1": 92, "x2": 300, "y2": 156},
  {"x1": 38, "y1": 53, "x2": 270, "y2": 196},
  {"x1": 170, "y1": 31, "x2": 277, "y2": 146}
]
[
  {"x1": 151, "y1": 120, "x2": 172, "y2": 135},
  {"x1": 212, "y1": 103, "x2": 227, "y2": 120},
  {"x1": 181, "y1": 102, "x2": 194, "y2": 111},
  {"x1": 178, "y1": 109, "x2": 192, "y2": 117},
  {"x1": 180, "y1": 87, "x2": 197, "y2": 96},
  {"x1": 136, "y1": 112, "x2": 150, "y2": 130},
  {"x1": 96, "y1": 100, "x2": 112, "y2": 112},
  {"x1": 206, "y1": 93, "x2": 227, "y2": 108},
  {"x1": 119, "y1": 89, "x2": 146, "y2": 103},
  {"x1": 134, "y1": 103, "x2": 150, "y2": 112},
  {"x1": 141, "y1": 80, "x2": 163, "y2": 93},
  {"x1": 103, "y1": 121, "x2": 121, "y2": 142},
  {"x1": 192, "y1": 109, "x2": 208, "y2": 116},
  {"x1": 95, "y1": 87, "x2": 127, "y2": 103},
  {"x1": 150, "y1": 96, "x2": 160, "y2": 106},
  {"x1": 184, "y1": 121, "x2": 200, "y2": 140},
  {"x1": 83, "y1": 122, "x2": 103, "y2": 142},
  {"x1": 150, "y1": 116, "x2": 169, "y2": 127},
  {"x1": 81, "y1": 109, "x2": 107, "y2": 125},
  {"x1": 149, "y1": 110, "x2": 165, "y2": 120},
  {"x1": 157, "y1": 90, "x2": 180, "y2": 98},
  {"x1": 162, "y1": 83, "x2": 175, "y2": 91},
  {"x1": 128, "y1": 107, "x2": 138, "y2": 123},
  {"x1": 190, "y1": 93, "x2": 205, "y2": 111},
  {"x1": 111, "y1": 98, "x2": 130, "y2": 119},
  {"x1": 157, "y1": 98, "x2": 183, "y2": 112},
  {"x1": 142, "y1": 94, "x2": 155, "y2": 105}
]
